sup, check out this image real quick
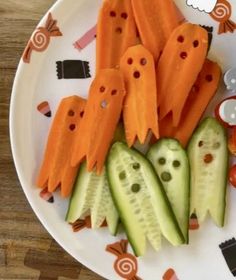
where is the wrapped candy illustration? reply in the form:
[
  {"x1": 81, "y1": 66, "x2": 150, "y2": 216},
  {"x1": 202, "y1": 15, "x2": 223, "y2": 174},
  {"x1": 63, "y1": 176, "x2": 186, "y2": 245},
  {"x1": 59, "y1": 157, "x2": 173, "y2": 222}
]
[
  {"x1": 210, "y1": 0, "x2": 236, "y2": 34},
  {"x1": 186, "y1": 0, "x2": 217, "y2": 13},
  {"x1": 23, "y1": 13, "x2": 62, "y2": 63},
  {"x1": 106, "y1": 239, "x2": 141, "y2": 280},
  {"x1": 224, "y1": 68, "x2": 236, "y2": 92}
]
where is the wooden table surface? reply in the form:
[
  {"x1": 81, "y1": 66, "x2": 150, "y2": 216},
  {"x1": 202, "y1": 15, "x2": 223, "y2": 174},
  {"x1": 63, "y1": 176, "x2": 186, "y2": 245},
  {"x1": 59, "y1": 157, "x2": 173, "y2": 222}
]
[{"x1": 0, "y1": 1, "x2": 105, "y2": 279}]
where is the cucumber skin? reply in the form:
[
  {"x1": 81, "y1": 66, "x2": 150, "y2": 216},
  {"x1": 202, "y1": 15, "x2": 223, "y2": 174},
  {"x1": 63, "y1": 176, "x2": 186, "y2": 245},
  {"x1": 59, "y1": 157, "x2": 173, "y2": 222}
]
[
  {"x1": 65, "y1": 163, "x2": 119, "y2": 236},
  {"x1": 107, "y1": 142, "x2": 185, "y2": 256},
  {"x1": 187, "y1": 117, "x2": 229, "y2": 227},
  {"x1": 147, "y1": 138, "x2": 190, "y2": 243}
]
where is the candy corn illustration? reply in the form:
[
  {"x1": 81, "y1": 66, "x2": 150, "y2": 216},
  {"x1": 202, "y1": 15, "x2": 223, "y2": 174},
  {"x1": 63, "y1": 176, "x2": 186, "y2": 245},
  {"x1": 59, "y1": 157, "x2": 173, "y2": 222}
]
[
  {"x1": 163, "y1": 268, "x2": 179, "y2": 280},
  {"x1": 189, "y1": 213, "x2": 200, "y2": 230},
  {"x1": 37, "y1": 101, "x2": 51, "y2": 117},
  {"x1": 210, "y1": 0, "x2": 236, "y2": 34},
  {"x1": 39, "y1": 187, "x2": 54, "y2": 203},
  {"x1": 106, "y1": 240, "x2": 141, "y2": 280}
]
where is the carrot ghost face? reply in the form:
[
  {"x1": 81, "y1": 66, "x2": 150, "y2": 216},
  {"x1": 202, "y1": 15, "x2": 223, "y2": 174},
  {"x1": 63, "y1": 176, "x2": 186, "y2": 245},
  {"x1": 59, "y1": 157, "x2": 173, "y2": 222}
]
[
  {"x1": 120, "y1": 44, "x2": 159, "y2": 147},
  {"x1": 96, "y1": 0, "x2": 137, "y2": 71},
  {"x1": 71, "y1": 69, "x2": 126, "y2": 174},
  {"x1": 36, "y1": 96, "x2": 86, "y2": 197},
  {"x1": 156, "y1": 23, "x2": 208, "y2": 127}
]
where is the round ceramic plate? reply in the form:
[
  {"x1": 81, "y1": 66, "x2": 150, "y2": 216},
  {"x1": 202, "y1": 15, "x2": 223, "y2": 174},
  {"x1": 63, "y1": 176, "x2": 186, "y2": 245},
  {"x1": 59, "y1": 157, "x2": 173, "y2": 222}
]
[{"x1": 10, "y1": 0, "x2": 236, "y2": 279}]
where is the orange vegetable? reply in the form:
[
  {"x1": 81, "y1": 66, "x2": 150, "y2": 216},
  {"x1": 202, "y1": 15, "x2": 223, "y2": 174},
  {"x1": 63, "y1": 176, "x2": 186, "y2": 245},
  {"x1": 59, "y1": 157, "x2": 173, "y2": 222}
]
[
  {"x1": 71, "y1": 69, "x2": 126, "y2": 173},
  {"x1": 174, "y1": 59, "x2": 221, "y2": 147},
  {"x1": 36, "y1": 96, "x2": 86, "y2": 197},
  {"x1": 96, "y1": 0, "x2": 137, "y2": 71},
  {"x1": 131, "y1": 0, "x2": 180, "y2": 62},
  {"x1": 156, "y1": 23, "x2": 208, "y2": 126},
  {"x1": 159, "y1": 113, "x2": 175, "y2": 139},
  {"x1": 120, "y1": 45, "x2": 159, "y2": 147},
  {"x1": 228, "y1": 127, "x2": 236, "y2": 156}
]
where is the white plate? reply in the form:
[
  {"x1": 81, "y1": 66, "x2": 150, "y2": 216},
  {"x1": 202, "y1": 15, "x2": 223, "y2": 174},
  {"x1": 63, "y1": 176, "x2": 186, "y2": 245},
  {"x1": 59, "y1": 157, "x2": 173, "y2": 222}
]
[{"x1": 10, "y1": 0, "x2": 236, "y2": 279}]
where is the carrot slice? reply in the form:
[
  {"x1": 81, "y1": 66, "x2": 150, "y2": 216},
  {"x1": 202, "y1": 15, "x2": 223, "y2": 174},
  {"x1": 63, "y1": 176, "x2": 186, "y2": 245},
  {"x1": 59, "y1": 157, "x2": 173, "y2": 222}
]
[
  {"x1": 71, "y1": 69, "x2": 126, "y2": 173},
  {"x1": 174, "y1": 59, "x2": 221, "y2": 147},
  {"x1": 131, "y1": 0, "x2": 180, "y2": 62},
  {"x1": 96, "y1": 0, "x2": 137, "y2": 71},
  {"x1": 36, "y1": 96, "x2": 86, "y2": 197},
  {"x1": 156, "y1": 23, "x2": 208, "y2": 126},
  {"x1": 120, "y1": 44, "x2": 159, "y2": 147},
  {"x1": 159, "y1": 113, "x2": 175, "y2": 139}
]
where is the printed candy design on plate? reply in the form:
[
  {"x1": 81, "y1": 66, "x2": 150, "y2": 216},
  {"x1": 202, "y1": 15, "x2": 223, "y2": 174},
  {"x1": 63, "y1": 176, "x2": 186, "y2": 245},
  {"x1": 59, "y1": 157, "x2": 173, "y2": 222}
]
[
  {"x1": 186, "y1": 0, "x2": 217, "y2": 13},
  {"x1": 56, "y1": 60, "x2": 91, "y2": 79},
  {"x1": 37, "y1": 101, "x2": 51, "y2": 117},
  {"x1": 23, "y1": 13, "x2": 62, "y2": 63},
  {"x1": 219, "y1": 237, "x2": 236, "y2": 277},
  {"x1": 189, "y1": 213, "x2": 200, "y2": 230},
  {"x1": 224, "y1": 68, "x2": 236, "y2": 92},
  {"x1": 106, "y1": 239, "x2": 142, "y2": 280},
  {"x1": 162, "y1": 268, "x2": 179, "y2": 280},
  {"x1": 74, "y1": 25, "x2": 97, "y2": 51},
  {"x1": 210, "y1": 0, "x2": 236, "y2": 34},
  {"x1": 39, "y1": 187, "x2": 54, "y2": 203},
  {"x1": 70, "y1": 216, "x2": 107, "y2": 232},
  {"x1": 215, "y1": 96, "x2": 236, "y2": 127}
]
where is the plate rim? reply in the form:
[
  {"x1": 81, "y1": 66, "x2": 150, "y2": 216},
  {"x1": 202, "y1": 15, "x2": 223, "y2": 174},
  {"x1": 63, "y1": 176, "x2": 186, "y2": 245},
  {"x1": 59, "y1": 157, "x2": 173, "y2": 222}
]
[{"x1": 9, "y1": 1, "x2": 111, "y2": 279}]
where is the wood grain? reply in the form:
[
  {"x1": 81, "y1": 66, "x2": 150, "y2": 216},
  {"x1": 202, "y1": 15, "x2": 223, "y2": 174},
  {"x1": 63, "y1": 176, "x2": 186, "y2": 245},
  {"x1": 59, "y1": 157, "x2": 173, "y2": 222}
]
[{"x1": 0, "y1": 1, "x2": 105, "y2": 279}]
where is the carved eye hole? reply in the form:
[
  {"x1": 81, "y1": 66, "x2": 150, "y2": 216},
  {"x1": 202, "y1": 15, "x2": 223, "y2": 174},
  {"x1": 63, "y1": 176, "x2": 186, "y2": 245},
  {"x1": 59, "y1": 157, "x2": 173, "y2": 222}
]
[
  {"x1": 100, "y1": 86, "x2": 106, "y2": 93},
  {"x1": 177, "y1": 35, "x2": 184, "y2": 43},
  {"x1": 205, "y1": 74, "x2": 213, "y2": 82},
  {"x1": 140, "y1": 58, "x2": 147, "y2": 66},
  {"x1": 127, "y1": 58, "x2": 133, "y2": 65},
  {"x1": 121, "y1": 12, "x2": 128, "y2": 19},
  {"x1": 110, "y1": 11, "x2": 116, "y2": 17},
  {"x1": 68, "y1": 110, "x2": 75, "y2": 116},
  {"x1": 193, "y1": 40, "x2": 199, "y2": 48},
  {"x1": 111, "y1": 89, "x2": 117, "y2": 96}
]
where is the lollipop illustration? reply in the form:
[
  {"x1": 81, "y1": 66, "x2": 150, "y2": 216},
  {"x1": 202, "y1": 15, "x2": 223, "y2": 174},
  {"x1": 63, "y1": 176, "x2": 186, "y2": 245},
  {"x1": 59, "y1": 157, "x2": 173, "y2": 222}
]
[
  {"x1": 186, "y1": 0, "x2": 217, "y2": 13},
  {"x1": 210, "y1": 0, "x2": 236, "y2": 34},
  {"x1": 23, "y1": 13, "x2": 62, "y2": 63}
]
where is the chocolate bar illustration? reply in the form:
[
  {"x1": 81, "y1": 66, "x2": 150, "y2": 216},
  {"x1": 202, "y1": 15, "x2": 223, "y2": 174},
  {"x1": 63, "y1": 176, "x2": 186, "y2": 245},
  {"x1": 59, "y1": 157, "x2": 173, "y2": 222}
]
[
  {"x1": 56, "y1": 60, "x2": 91, "y2": 79},
  {"x1": 219, "y1": 237, "x2": 236, "y2": 276}
]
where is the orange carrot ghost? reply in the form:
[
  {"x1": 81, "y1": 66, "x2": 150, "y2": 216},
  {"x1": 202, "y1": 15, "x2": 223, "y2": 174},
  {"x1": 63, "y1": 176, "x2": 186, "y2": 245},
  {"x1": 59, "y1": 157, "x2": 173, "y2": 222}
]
[
  {"x1": 210, "y1": 0, "x2": 236, "y2": 34},
  {"x1": 106, "y1": 240, "x2": 142, "y2": 280},
  {"x1": 36, "y1": 95, "x2": 86, "y2": 197},
  {"x1": 71, "y1": 69, "x2": 126, "y2": 173},
  {"x1": 96, "y1": 0, "x2": 138, "y2": 71},
  {"x1": 120, "y1": 45, "x2": 159, "y2": 147}
]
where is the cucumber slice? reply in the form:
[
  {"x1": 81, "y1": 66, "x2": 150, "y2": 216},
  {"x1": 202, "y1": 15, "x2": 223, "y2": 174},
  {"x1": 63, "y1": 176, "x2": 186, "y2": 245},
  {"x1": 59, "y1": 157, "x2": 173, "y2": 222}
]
[
  {"x1": 107, "y1": 142, "x2": 184, "y2": 256},
  {"x1": 147, "y1": 139, "x2": 190, "y2": 243},
  {"x1": 187, "y1": 117, "x2": 228, "y2": 227},
  {"x1": 66, "y1": 163, "x2": 119, "y2": 235}
]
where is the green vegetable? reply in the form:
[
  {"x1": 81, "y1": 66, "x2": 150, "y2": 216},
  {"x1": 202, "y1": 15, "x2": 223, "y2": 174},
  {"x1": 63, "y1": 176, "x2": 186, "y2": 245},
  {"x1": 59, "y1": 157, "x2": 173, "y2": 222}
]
[
  {"x1": 66, "y1": 163, "x2": 119, "y2": 235},
  {"x1": 147, "y1": 138, "x2": 190, "y2": 242},
  {"x1": 187, "y1": 117, "x2": 228, "y2": 227},
  {"x1": 107, "y1": 142, "x2": 184, "y2": 256}
]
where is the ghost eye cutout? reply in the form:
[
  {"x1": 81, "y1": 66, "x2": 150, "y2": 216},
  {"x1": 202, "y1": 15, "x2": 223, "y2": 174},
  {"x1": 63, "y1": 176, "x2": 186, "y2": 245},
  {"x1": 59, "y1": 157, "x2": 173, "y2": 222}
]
[
  {"x1": 205, "y1": 74, "x2": 213, "y2": 82},
  {"x1": 110, "y1": 11, "x2": 116, "y2": 17},
  {"x1": 68, "y1": 110, "x2": 75, "y2": 116},
  {"x1": 121, "y1": 12, "x2": 128, "y2": 19},
  {"x1": 193, "y1": 40, "x2": 199, "y2": 48},
  {"x1": 140, "y1": 58, "x2": 147, "y2": 65},
  {"x1": 100, "y1": 86, "x2": 106, "y2": 93},
  {"x1": 177, "y1": 35, "x2": 184, "y2": 43},
  {"x1": 111, "y1": 89, "x2": 117, "y2": 96},
  {"x1": 127, "y1": 58, "x2": 133, "y2": 65}
]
